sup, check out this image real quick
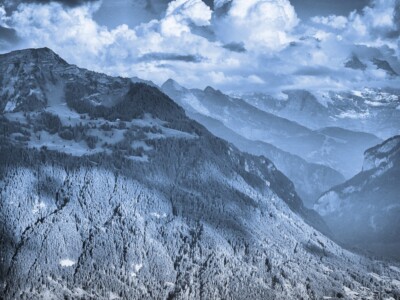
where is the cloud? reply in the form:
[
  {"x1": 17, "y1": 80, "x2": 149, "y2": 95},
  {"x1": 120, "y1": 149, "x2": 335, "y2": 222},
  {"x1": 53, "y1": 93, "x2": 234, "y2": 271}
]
[
  {"x1": 214, "y1": 0, "x2": 299, "y2": 52},
  {"x1": 8, "y1": 0, "x2": 99, "y2": 8},
  {"x1": 138, "y1": 52, "x2": 204, "y2": 62},
  {"x1": 311, "y1": 15, "x2": 348, "y2": 29},
  {"x1": 344, "y1": 0, "x2": 400, "y2": 43},
  {"x1": 160, "y1": 0, "x2": 212, "y2": 36},
  {"x1": 0, "y1": 0, "x2": 399, "y2": 94},
  {"x1": 222, "y1": 42, "x2": 246, "y2": 53}
]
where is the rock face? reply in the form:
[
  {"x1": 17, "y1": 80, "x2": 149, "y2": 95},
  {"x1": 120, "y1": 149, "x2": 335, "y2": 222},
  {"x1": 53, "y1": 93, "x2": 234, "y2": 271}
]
[
  {"x1": 0, "y1": 48, "x2": 400, "y2": 300},
  {"x1": 315, "y1": 136, "x2": 400, "y2": 260}
]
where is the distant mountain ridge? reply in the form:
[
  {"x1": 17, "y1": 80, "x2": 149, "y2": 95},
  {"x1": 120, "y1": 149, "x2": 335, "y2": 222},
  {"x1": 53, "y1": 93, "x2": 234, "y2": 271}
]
[
  {"x1": 161, "y1": 83, "x2": 345, "y2": 206},
  {"x1": 161, "y1": 79, "x2": 381, "y2": 180},
  {"x1": 240, "y1": 88, "x2": 400, "y2": 140}
]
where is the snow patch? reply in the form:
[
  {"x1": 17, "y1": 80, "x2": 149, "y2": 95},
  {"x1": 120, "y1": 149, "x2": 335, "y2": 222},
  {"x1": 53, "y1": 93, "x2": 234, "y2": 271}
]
[
  {"x1": 127, "y1": 155, "x2": 149, "y2": 162},
  {"x1": 337, "y1": 110, "x2": 370, "y2": 120},
  {"x1": 60, "y1": 259, "x2": 75, "y2": 267},
  {"x1": 343, "y1": 286, "x2": 359, "y2": 299},
  {"x1": 352, "y1": 90, "x2": 363, "y2": 97},
  {"x1": 134, "y1": 263, "x2": 143, "y2": 272},
  {"x1": 32, "y1": 200, "x2": 46, "y2": 214},
  {"x1": 4, "y1": 101, "x2": 16, "y2": 112},
  {"x1": 109, "y1": 292, "x2": 120, "y2": 300},
  {"x1": 390, "y1": 266, "x2": 400, "y2": 273},
  {"x1": 132, "y1": 141, "x2": 153, "y2": 151},
  {"x1": 150, "y1": 212, "x2": 167, "y2": 219}
]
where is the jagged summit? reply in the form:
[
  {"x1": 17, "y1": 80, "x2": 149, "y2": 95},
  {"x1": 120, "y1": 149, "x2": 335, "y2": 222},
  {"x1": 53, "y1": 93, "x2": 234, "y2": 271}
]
[
  {"x1": 161, "y1": 78, "x2": 185, "y2": 91},
  {"x1": 204, "y1": 85, "x2": 224, "y2": 96}
]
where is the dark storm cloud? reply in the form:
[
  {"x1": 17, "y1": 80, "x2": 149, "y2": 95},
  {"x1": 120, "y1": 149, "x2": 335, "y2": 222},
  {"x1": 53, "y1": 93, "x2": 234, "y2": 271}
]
[
  {"x1": 290, "y1": 0, "x2": 370, "y2": 19},
  {"x1": 21, "y1": 0, "x2": 98, "y2": 7},
  {"x1": 0, "y1": 27, "x2": 19, "y2": 43},
  {"x1": 223, "y1": 42, "x2": 246, "y2": 53},
  {"x1": 0, "y1": 26, "x2": 20, "y2": 50},
  {"x1": 139, "y1": 52, "x2": 204, "y2": 63}
]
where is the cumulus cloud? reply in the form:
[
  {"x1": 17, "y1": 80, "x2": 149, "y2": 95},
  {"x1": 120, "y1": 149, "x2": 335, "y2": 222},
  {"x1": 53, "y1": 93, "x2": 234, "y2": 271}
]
[
  {"x1": 342, "y1": 0, "x2": 400, "y2": 48},
  {"x1": 311, "y1": 15, "x2": 348, "y2": 29},
  {"x1": 214, "y1": 0, "x2": 299, "y2": 52},
  {"x1": 160, "y1": 0, "x2": 212, "y2": 36}
]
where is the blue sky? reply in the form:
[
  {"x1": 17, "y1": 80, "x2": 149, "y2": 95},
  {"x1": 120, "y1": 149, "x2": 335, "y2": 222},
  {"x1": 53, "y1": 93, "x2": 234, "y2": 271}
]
[{"x1": 0, "y1": 0, "x2": 399, "y2": 94}]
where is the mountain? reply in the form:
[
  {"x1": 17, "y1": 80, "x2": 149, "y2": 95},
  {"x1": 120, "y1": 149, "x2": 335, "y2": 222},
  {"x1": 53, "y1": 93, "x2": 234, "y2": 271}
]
[
  {"x1": 1, "y1": 48, "x2": 399, "y2": 299},
  {"x1": 241, "y1": 88, "x2": 400, "y2": 140},
  {"x1": 131, "y1": 76, "x2": 158, "y2": 88},
  {"x1": 173, "y1": 107, "x2": 344, "y2": 208},
  {"x1": 238, "y1": 90, "x2": 330, "y2": 131},
  {"x1": 161, "y1": 79, "x2": 380, "y2": 178},
  {"x1": 315, "y1": 136, "x2": 400, "y2": 260}
]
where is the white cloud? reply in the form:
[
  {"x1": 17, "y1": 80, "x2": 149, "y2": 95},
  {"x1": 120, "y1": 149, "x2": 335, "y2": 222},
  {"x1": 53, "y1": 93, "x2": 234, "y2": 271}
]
[
  {"x1": 214, "y1": 0, "x2": 299, "y2": 52},
  {"x1": 311, "y1": 15, "x2": 348, "y2": 29},
  {"x1": 161, "y1": 0, "x2": 212, "y2": 37},
  {"x1": 1, "y1": 0, "x2": 399, "y2": 94},
  {"x1": 344, "y1": 0, "x2": 400, "y2": 46}
]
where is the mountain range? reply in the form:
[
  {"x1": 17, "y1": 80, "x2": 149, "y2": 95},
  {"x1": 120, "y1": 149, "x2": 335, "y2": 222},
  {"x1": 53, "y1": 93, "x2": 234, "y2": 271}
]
[
  {"x1": 0, "y1": 48, "x2": 399, "y2": 299},
  {"x1": 161, "y1": 79, "x2": 381, "y2": 185}
]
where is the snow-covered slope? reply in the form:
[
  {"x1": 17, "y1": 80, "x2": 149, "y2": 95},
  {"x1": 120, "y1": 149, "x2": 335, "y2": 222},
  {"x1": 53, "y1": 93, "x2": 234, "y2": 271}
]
[
  {"x1": 315, "y1": 136, "x2": 400, "y2": 260},
  {"x1": 0, "y1": 48, "x2": 399, "y2": 299}
]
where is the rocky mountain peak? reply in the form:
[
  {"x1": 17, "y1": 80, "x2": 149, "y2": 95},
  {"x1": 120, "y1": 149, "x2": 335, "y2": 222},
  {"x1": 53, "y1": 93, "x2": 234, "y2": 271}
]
[
  {"x1": 161, "y1": 78, "x2": 185, "y2": 91},
  {"x1": 0, "y1": 47, "x2": 68, "y2": 66}
]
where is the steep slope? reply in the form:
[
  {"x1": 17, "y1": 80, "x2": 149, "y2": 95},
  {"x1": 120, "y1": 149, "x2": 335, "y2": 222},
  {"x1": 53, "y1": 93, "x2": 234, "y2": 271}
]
[
  {"x1": 183, "y1": 112, "x2": 344, "y2": 207},
  {"x1": 0, "y1": 48, "x2": 399, "y2": 299},
  {"x1": 315, "y1": 136, "x2": 400, "y2": 260},
  {"x1": 161, "y1": 79, "x2": 379, "y2": 178}
]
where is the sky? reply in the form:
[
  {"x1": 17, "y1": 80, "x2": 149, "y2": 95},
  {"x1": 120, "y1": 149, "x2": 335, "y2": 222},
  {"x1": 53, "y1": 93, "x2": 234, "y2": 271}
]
[{"x1": 0, "y1": 0, "x2": 399, "y2": 94}]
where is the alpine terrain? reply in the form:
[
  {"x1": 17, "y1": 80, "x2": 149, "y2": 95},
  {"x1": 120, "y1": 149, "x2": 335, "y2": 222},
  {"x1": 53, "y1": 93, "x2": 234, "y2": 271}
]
[
  {"x1": 0, "y1": 48, "x2": 399, "y2": 300},
  {"x1": 315, "y1": 135, "x2": 400, "y2": 261}
]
